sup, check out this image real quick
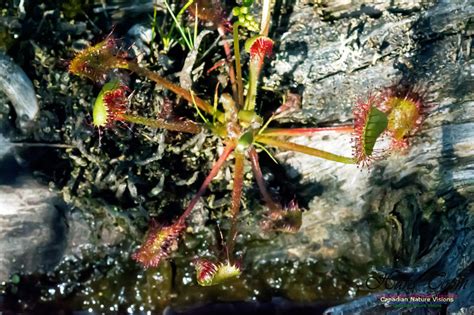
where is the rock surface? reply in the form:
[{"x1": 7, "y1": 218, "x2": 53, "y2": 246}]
[
  {"x1": 0, "y1": 168, "x2": 66, "y2": 282},
  {"x1": 0, "y1": 150, "x2": 125, "y2": 283},
  {"x1": 0, "y1": 52, "x2": 38, "y2": 129}
]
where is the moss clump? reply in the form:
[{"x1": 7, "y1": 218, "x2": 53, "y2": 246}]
[
  {"x1": 0, "y1": 26, "x2": 15, "y2": 51},
  {"x1": 62, "y1": 0, "x2": 91, "y2": 19}
]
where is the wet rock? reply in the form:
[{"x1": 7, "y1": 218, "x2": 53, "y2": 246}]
[
  {"x1": 0, "y1": 148, "x2": 124, "y2": 283},
  {"x1": 0, "y1": 52, "x2": 39, "y2": 130},
  {"x1": 0, "y1": 170, "x2": 67, "y2": 282},
  {"x1": 92, "y1": 0, "x2": 164, "y2": 20}
]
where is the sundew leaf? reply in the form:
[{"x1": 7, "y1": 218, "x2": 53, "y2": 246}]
[
  {"x1": 93, "y1": 79, "x2": 120, "y2": 127},
  {"x1": 363, "y1": 106, "x2": 388, "y2": 157},
  {"x1": 387, "y1": 98, "x2": 420, "y2": 141},
  {"x1": 195, "y1": 259, "x2": 241, "y2": 286}
]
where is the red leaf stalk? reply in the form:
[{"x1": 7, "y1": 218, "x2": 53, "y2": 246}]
[
  {"x1": 261, "y1": 125, "x2": 354, "y2": 137},
  {"x1": 178, "y1": 142, "x2": 236, "y2": 224},
  {"x1": 226, "y1": 150, "x2": 245, "y2": 255},
  {"x1": 249, "y1": 147, "x2": 281, "y2": 212}
]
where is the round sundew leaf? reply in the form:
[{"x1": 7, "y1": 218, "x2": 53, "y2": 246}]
[
  {"x1": 195, "y1": 259, "x2": 241, "y2": 286},
  {"x1": 387, "y1": 98, "x2": 420, "y2": 140},
  {"x1": 195, "y1": 259, "x2": 218, "y2": 286},
  {"x1": 363, "y1": 106, "x2": 388, "y2": 156},
  {"x1": 213, "y1": 262, "x2": 241, "y2": 283}
]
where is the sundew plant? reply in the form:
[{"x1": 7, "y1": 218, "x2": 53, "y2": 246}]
[{"x1": 69, "y1": 0, "x2": 426, "y2": 286}]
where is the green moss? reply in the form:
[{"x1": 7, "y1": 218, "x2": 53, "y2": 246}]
[
  {"x1": 62, "y1": 0, "x2": 90, "y2": 19},
  {"x1": 0, "y1": 26, "x2": 15, "y2": 51}
]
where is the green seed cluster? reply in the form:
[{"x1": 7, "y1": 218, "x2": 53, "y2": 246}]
[{"x1": 232, "y1": 6, "x2": 259, "y2": 32}]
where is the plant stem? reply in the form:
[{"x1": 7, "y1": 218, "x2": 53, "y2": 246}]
[
  {"x1": 233, "y1": 22, "x2": 244, "y2": 107},
  {"x1": 260, "y1": 0, "x2": 271, "y2": 36},
  {"x1": 121, "y1": 114, "x2": 201, "y2": 133},
  {"x1": 244, "y1": 58, "x2": 260, "y2": 111},
  {"x1": 127, "y1": 62, "x2": 225, "y2": 123},
  {"x1": 261, "y1": 125, "x2": 354, "y2": 137},
  {"x1": 217, "y1": 25, "x2": 238, "y2": 103},
  {"x1": 255, "y1": 136, "x2": 355, "y2": 164},
  {"x1": 178, "y1": 142, "x2": 236, "y2": 225},
  {"x1": 249, "y1": 147, "x2": 281, "y2": 212},
  {"x1": 226, "y1": 150, "x2": 245, "y2": 255}
]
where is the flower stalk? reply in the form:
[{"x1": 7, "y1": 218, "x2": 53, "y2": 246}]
[
  {"x1": 233, "y1": 22, "x2": 244, "y2": 106},
  {"x1": 260, "y1": 0, "x2": 272, "y2": 36}
]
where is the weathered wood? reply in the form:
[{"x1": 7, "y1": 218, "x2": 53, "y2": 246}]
[{"x1": 253, "y1": 0, "x2": 474, "y2": 312}]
